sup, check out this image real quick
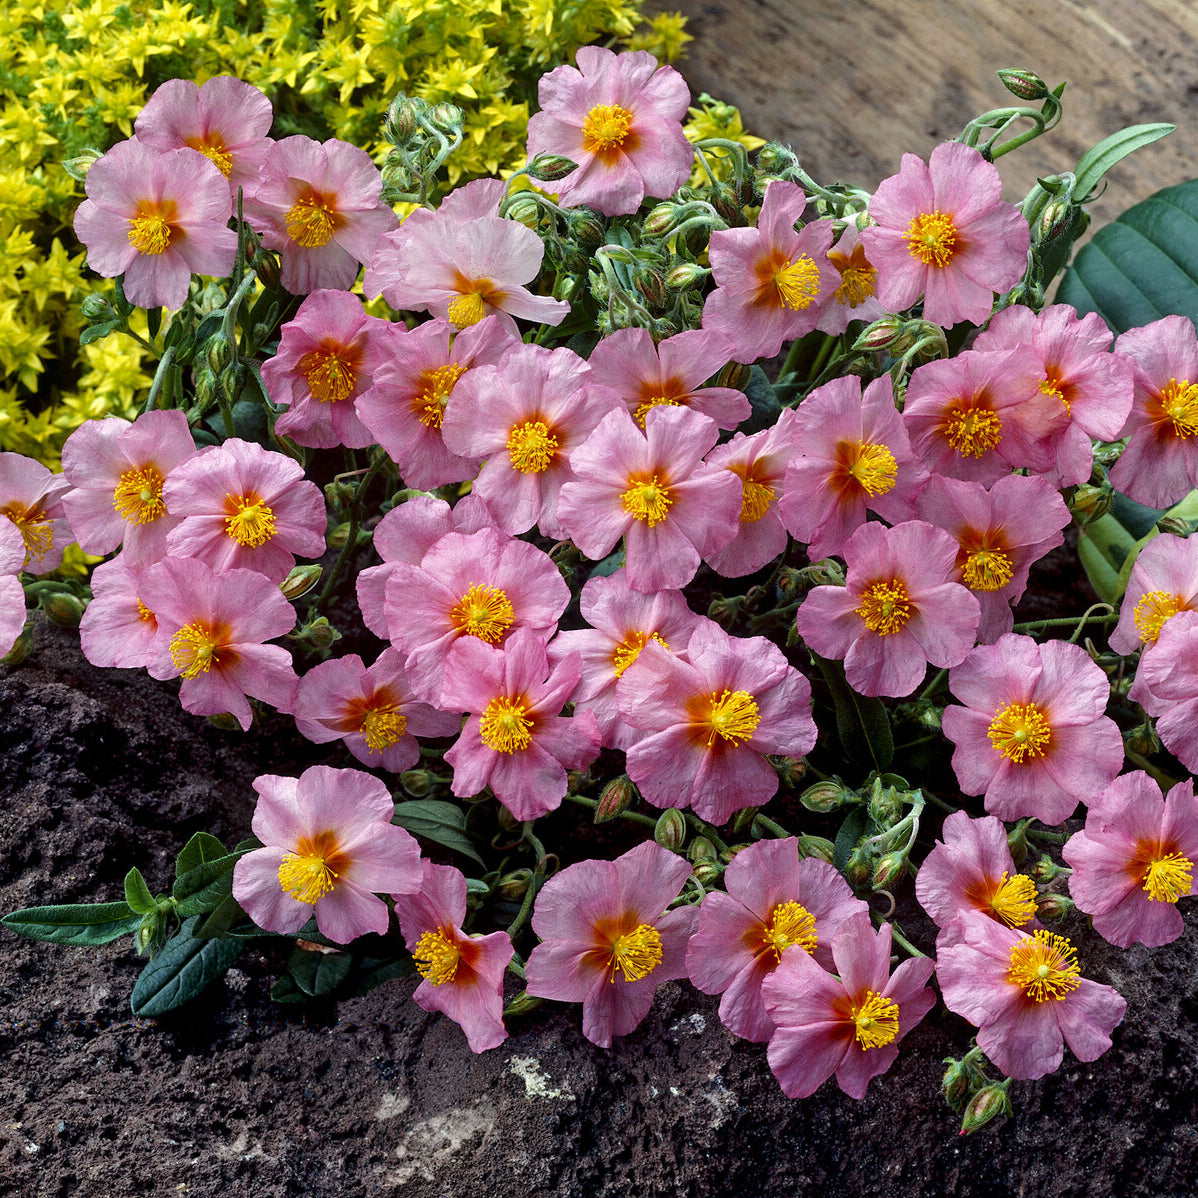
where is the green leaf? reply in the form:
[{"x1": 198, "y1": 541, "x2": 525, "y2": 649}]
[
  {"x1": 79, "y1": 319, "x2": 120, "y2": 346},
  {"x1": 130, "y1": 916, "x2": 242, "y2": 1017},
  {"x1": 146, "y1": 305, "x2": 162, "y2": 341},
  {"x1": 287, "y1": 946, "x2": 352, "y2": 997},
  {"x1": 1, "y1": 901, "x2": 141, "y2": 947},
  {"x1": 1056, "y1": 180, "x2": 1198, "y2": 332},
  {"x1": 197, "y1": 893, "x2": 243, "y2": 939},
  {"x1": 123, "y1": 868, "x2": 157, "y2": 915},
  {"x1": 176, "y1": 832, "x2": 228, "y2": 878},
  {"x1": 742, "y1": 365, "x2": 782, "y2": 434},
  {"x1": 172, "y1": 852, "x2": 243, "y2": 916},
  {"x1": 340, "y1": 954, "x2": 416, "y2": 1000},
  {"x1": 832, "y1": 807, "x2": 869, "y2": 873},
  {"x1": 270, "y1": 972, "x2": 306, "y2": 1004},
  {"x1": 393, "y1": 800, "x2": 485, "y2": 866},
  {"x1": 813, "y1": 654, "x2": 894, "y2": 772},
  {"x1": 1073, "y1": 123, "x2": 1175, "y2": 202}
]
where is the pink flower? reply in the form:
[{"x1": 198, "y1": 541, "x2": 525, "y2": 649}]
[
  {"x1": 586, "y1": 327, "x2": 750, "y2": 431},
  {"x1": 1134, "y1": 610, "x2": 1198, "y2": 771},
  {"x1": 762, "y1": 914, "x2": 936, "y2": 1099},
  {"x1": 547, "y1": 569, "x2": 704, "y2": 750},
  {"x1": 936, "y1": 912, "x2": 1126, "y2": 1080},
  {"x1": 0, "y1": 452, "x2": 72, "y2": 574},
  {"x1": 133, "y1": 76, "x2": 273, "y2": 199},
  {"x1": 393, "y1": 860, "x2": 514, "y2": 1053},
  {"x1": 440, "y1": 343, "x2": 621, "y2": 538},
  {"x1": 1109, "y1": 315, "x2": 1198, "y2": 507},
  {"x1": 526, "y1": 46, "x2": 693, "y2": 216},
  {"x1": 1110, "y1": 533, "x2": 1198, "y2": 661},
  {"x1": 163, "y1": 438, "x2": 326, "y2": 583},
  {"x1": 0, "y1": 519, "x2": 26, "y2": 657},
  {"x1": 972, "y1": 303, "x2": 1134, "y2": 487},
  {"x1": 78, "y1": 556, "x2": 159, "y2": 670},
  {"x1": 73, "y1": 139, "x2": 238, "y2": 309},
  {"x1": 244, "y1": 135, "x2": 399, "y2": 293},
  {"x1": 617, "y1": 621, "x2": 817, "y2": 824},
  {"x1": 260, "y1": 289, "x2": 391, "y2": 449},
  {"x1": 138, "y1": 556, "x2": 298, "y2": 730},
  {"x1": 902, "y1": 347, "x2": 1066, "y2": 485},
  {"x1": 524, "y1": 841, "x2": 698, "y2": 1048},
  {"x1": 702, "y1": 181, "x2": 837, "y2": 361},
  {"x1": 795, "y1": 519, "x2": 981, "y2": 698},
  {"x1": 915, "y1": 811, "x2": 1040, "y2": 932},
  {"x1": 556, "y1": 405, "x2": 743, "y2": 593},
  {"x1": 365, "y1": 180, "x2": 569, "y2": 335},
  {"x1": 291, "y1": 649, "x2": 461, "y2": 773},
  {"x1": 686, "y1": 839, "x2": 870, "y2": 1041},
  {"x1": 814, "y1": 222, "x2": 888, "y2": 334},
  {"x1": 355, "y1": 316, "x2": 520, "y2": 490},
  {"x1": 382, "y1": 525, "x2": 569, "y2": 702},
  {"x1": 915, "y1": 473, "x2": 1070, "y2": 643},
  {"x1": 1063, "y1": 772, "x2": 1198, "y2": 949},
  {"x1": 440, "y1": 628, "x2": 600, "y2": 820},
  {"x1": 861, "y1": 141, "x2": 1029, "y2": 327},
  {"x1": 60, "y1": 409, "x2": 197, "y2": 565},
  {"x1": 778, "y1": 374, "x2": 926, "y2": 561},
  {"x1": 942, "y1": 634, "x2": 1124, "y2": 824},
  {"x1": 232, "y1": 765, "x2": 422, "y2": 944}
]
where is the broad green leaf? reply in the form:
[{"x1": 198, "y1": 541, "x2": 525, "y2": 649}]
[
  {"x1": 1073, "y1": 123, "x2": 1175, "y2": 202},
  {"x1": 813, "y1": 654, "x2": 894, "y2": 773},
  {"x1": 124, "y1": 868, "x2": 157, "y2": 915},
  {"x1": 130, "y1": 916, "x2": 242, "y2": 1017},
  {"x1": 340, "y1": 954, "x2": 416, "y2": 1000},
  {"x1": 742, "y1": 364, "x2": 782, "y2": 434},
  {"x1": 393, "y1": 800, "x2": 485, "y2": 866},
  {"x1": 287, "y1": 946, "x2": 352, "y2": 997},
  {"x1": 197, "y1": 893, "x2": 243, "y2": 939},
  {"x1": 176, "y1": 832, "x2": 228, "y2": 878},
  {"x1": 173, "y1": 852, "x2": 243, "y2": 916},
  {"x1": 832, "y1": 807, "x2": 869, "y2": 873},
  {"x1": 1, "y1": 901, "x2": 141, "y2": 947}
]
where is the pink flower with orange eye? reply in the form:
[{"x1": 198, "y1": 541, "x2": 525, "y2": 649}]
[
  {"x1": 0, "y1": 452, "x2": 72, "y2": 575},
  {"x1": 0, "y1": 519, "x2": 26, "y2": 658}
]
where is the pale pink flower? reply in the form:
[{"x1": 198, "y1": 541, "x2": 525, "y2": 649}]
[
  {"x1": 78, "y1": 556, "x2": 159, "y2": 670},
  {"x1": 902, "y1": 346, "x2": 1066, "y2": 485},
  {"x1": 260, "y1": 289, "x2": 390, "y2": 449},
  {"x1": 795, "y1": 519, "x2": 981, "y2": 698},
  {"x1": 524, "y1": 841, "x2": 698, "y2": 1048},
  {"x1": 393, "y1": 860, "x2": 514, "y2": 1053},
  {"x1": 936, "y1": 911, "x2": 1126, "y2": 1080},
  {"x1": 383, "y1": 525, "x2": 570, "y2": 703},
  {"x1": 139, "y1": 556, "x2": 298, "y2": 730},
  {"x1": 556, "y1": 405, "x2": 743, "y2": 593},
  {"x1": 60, "y1": 409, "x2": 197, "y2": 565},
  {"x1": 942, "y1": 634, "x2": 1124, "y2": 825},
  {"x1": 586, "y1": 327, "x2": 750, "y2": 431},
  {"x1": 1063, "y1": 772, "x2": 1198, "y2": 949},
  {"x1": 74, "y1": 139, "x2": 238, "y2": 309},
  {"x1": 861, "y1": 141, "x2": 1029, "y2": 327},
  {"x1": 915, "y1": 811, "x2": 1040, "y2": 932},
  {"x1": 526, "y1": 46, "x2": 693, "y2": 216},
  {"x1": 134, "y1": 76, "x2": 273, "y2": 199},
  {"x1": 915, "y1": 473, "x2": 1070, "y2": 643},
  {"x1": 232, "y1": 765, "x2": 422, "y2": 943},
  {"x1": 0, "y1": 453, "x2": 72, "y2": 574},
  {"x1": 0, "y1": 519, "x2": 26, "y2": 658},
  {"x1": 1109, "y1": 315, "x2": 1198, "y2": 507},
  {"x1": 440, "y1": 343, "x2": 621, "y2": 538},
  {"x1": 778, "y1": 374, "x2": 925, "y2": 560},
  {"x1": 762, "y1": 914, "x2": 936, "y2": 1099},
  {"x1": 355, "y1": 316, "x2": 519, "y2": 490},
  {"x1": 702, "y1": 181, "x2": 837, "y2": 361},
  {"x1": 1135, "y1": 610, "x2": 1198, "y2": 771},
  {"x1": 243, "y1": 135, "x2": 399, "y2": 293},
  {"x1": 291, "y1": 648, "x2": 461, "y2": 773},
  {"x1": 687, "y1": 839, "x2": 870, "y2": 1041},
  {"x1": 546, "y1": 569, "x2": 704, "y2": 750},
  {"x1": 972, "y1": 302, "x2": 1134, "y2": 487},
  {"x1": 440, "y1": 629, "x2": 601, "y2": 820},
  {"x1": 617, "y1": 620, "x2": 817, "y2": 824},
  {"x1": 164, "y1": 438, "x2": 326, "y2": 583},
  {"x1": 814, "y1": 222, "x2": 888, "y2": 334}
]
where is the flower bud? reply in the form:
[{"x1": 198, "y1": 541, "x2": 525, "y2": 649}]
[
  {"x1": 1156, "y1": 515, "x2": 1198, "y2": 538},
  {"x1": 755, "y1": 142, "x2": 798, "y2": 175},
  {"x1": 707, "y1": 180, "x2": 741, "y2": 223},
  {"x1": 960, "y1": 1082, "x2": 1011, "y2": 1135},
  {"x1": 80, "y1": 292, "x2": 117, "y2": 322},
  {"x1": 713, "y1": 360, "x2": 751, "y2": 392},
  {"x1": 63, "y1": 146, "x2": 105, "y2": 182},
  {"x1": 496, "y1": 805, "x2": 519, "y2": 832},
  {"x1": 844, "y1": 845, "x2": 874, "y2": 888},
  {"x1": 1067, "y1": 480, "x2": 1114, "y2": 525},
  {"x1": 326, "y1": 519, "x2": 353, "y2": 548},
  {"x1": 497, "y1": 869, "x2": 532, "y2": 900},
  {"x1": 40, "y1": 592, "x2": 86, "y2": 628},
  {"x1": 688, "y1": 835, "x2": 718, "y2": 864},
  {"x1": 692, "y1": 862, "x2": 723, "y2": 887},
  {"x1": 1035, "y1": 893, "x2": 1075, "y2": 922},
  {"x1": 2, "y1": 625, "x2": 33, "y2": 665},
  {"x1": 867, "y1": 783, "x2": 904, "y2": 828},
  {"x1": 1006, "y1": 821, "x2": 1030, "y2": 866},
  {"x1": 279, "y1": 564, "x2": 323, "y2": 601},
  {"x1": 997, "y1": 68, "x2": 1050, "y2": 102},
  {"x1": 503, "y1": 990, "x2": 544, "y2": 1019},
  {"x1": 218, "y1": 361, "x2": 245, "y2": 403},
  {"x1": 505, "y1": 193, "x2": 541, "y2": 229},
  {"x1": 193, "y1": 367, "x2": 219, "y2": 413},
  {"x1": 594, "y1": 775, "x2": 636, "y2": 823},
  {"x1": 768, "y1": 754, "x2": 808, "y2": 787},
  {"x1": 1028, "y1": 853, "x2": 1063, "y2": 884},
  {"x1": 633, "y1": 268, "x2": 668, "y2": 309},
  {"x1": 399, "y1": 769, "x2": 432, "y2": 797},
  {"x1": 851, "y1": 317, "x2": 905, "y2": 354},
  {"x1": 642, "y1": 202, "x2": 680, "y2": 238},
  {"x1": 795, "y1": 835, "x2": 835, "y2": 863},
  {"x1": 1124, "y1": 721, "x2": 1162, "y2": 758},
  {"x1": 566, "y1": 207, "x2": 606, "y2": 249},
  {"x1": 1035, "y1": 198, "x2": 1075, "y2": 245},
  {"x1": 654, "y1": 808, "x2": 688, "y2": 852},
  {"x1": 871, "y1": 850, "x2": 907, "y2": 890},
  {"x1": 665, "y1": 262, "x2": 708, "y2": 291},
  {"x1": 385, "y1": 95, "x2": 424, "y2": 143},
  {"x1": 429, "y1": 102, "x2": 464, "y2": 132},
  {"x1": 527, "y1": 152, "x2": 578, "y2": 182},
  {"x1": 941, "y1": 1056, "x2": 973, "y2": 1111},
  {"x1": 800, "y1": 780, "x2": 854, "y2": 813},
  {"x1": 380, "y1": 158, "x2": 418, "y2": 195},
  {"x1": 730, "y1": 807, "x2": 759, "y2": 836},
  {"x1": 206, "y1": 711, "x2": 242, "y2": 731},
  {"x1": 251, "y1": 247, "x2": 281, "y2": 290}
]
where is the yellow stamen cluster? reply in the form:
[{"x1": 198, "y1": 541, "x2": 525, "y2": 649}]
[
  {"x1": 1143, "y1": 850, "x2": 1193, "y2": 904},
  {"x1": 448, "y1": 291, "x2": 488, "y2": 329},
  {"x1": 607, "y1": 923, "x2": 662, "y2": 983},
  {"x1": 962, "y1": 546, "x2": 1014, "y2": 592},
  {"x1": 851, "y1": 991, "x2": 900, "y2": 1050},
  {"x1": 360, "y1": 706, "x2": 407, "y2": 753},
  {"x1": 298, "y1": 347, "x2": 357, "y2": 403},
  {"x1": 989, "y1": 872, "x2": 1038, "y2": 927},
  {"x1": 758, "y1": 901, "x2": 818, "y2": 962},
  {"x1": 904, "y1": 210, "x2": 958, "y2": 268},
  {"x1": 620, "y1": 473, "x2": 674, "y2": 526},
  {"x1": 1159, "y1": 377, "x2": 1198, "y2": 437},
  {"x1": 415, "y1": 363, "x2": 468, "y2": 429},
  {"x1": 944, "y1": 407, "x2": 1002, "y2": 458},
  {"x1": 844, "y1": 441, "x2": 898, "y2": 496},
  {"x1": 1006, "y1": 930, "x2": 1081, "y2": 1003},
  {"x1": 136, "y1": 599, "x2": 155, "y2": 625},
  {"x1": 277, "y1": 831, "x2": 344, "y2": 906},
  {"x1": 1039, "y1": 371, "x2": 1071, "y2": 414},
  {"x1": 479, "y1": 696, "x2": 533, "y2": 753},
  {"x1": 1133, "y1": 590, "x2": 1185, "y2": 644},
  {"x1": 633, "y1": 395, "x2": 682, "y2": 428},
  {"x1": 507, "y1": 420, "x2": 559, "y2": 474},
  {"x1": 828, "y1": 244, "x2": 877, "y2": 307},
  {"x1": 1, "y1": 502, "x2": 52, "y2": 565},
  {"x1": 224, "y1": 494, "x2": 277, "y2": 548},
  {"x1": 285, "y1": 196, "x2": 337, "y2": 248},
  {"x1": 413, "y1": 929, "x2": 461, "y2": 986},
  {"x1": 612, "y1": 629, "x2": 668, "y2": 678},
  {"x1": 987, "y1": 701, "x2": 1052, "y2": 763},
  {"x1": 582, "y1": 104, "x2": 634, "y2": 154},
  {"x1": 449, "y1": 583, "x2": 514, "y2": 643},
  {"x1": 699, "y1": 688, "x2": 761, "y2": 748},
  {"x1": 186, "y1": 135, "x2": 233, "y2": 177},
  {"x1": 113, "y1": 464, "x2": 167, "y2": 525},
  {"x1": 169, "y1": 621, "x2": 221, "y2": 679},
  {"x1": 772, "y1": 256, "x2": 821, "y2": 311},
  {"x1": 854, "y1": 580, "x2": 912, "y2": 636},
  {"x1": 128, "y1": 203, "x2": 174, "y2": 255},
  {"x1": 738, "y1": 476, "x2": 776, "y2": 524}
]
